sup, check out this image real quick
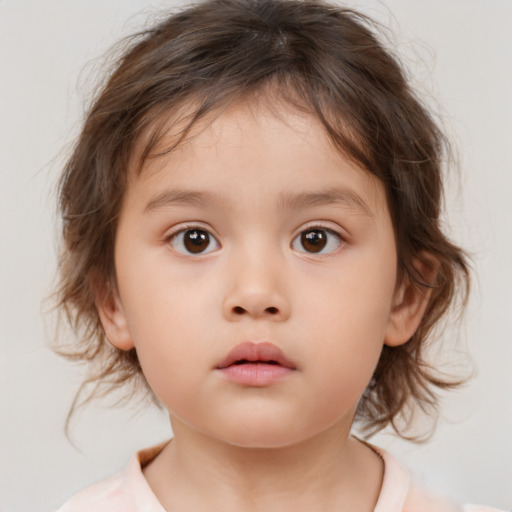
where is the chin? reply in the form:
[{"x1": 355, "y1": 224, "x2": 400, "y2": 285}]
[
  {"x1": 223, "y1": 432, "x2": 304, "y2": 450},
  {"x1": 212, "y1": 418, "x2": 317, "y2": 450}
]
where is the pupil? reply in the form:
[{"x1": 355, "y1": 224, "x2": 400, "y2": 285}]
[
  {"x1": 301, "y1": 230, "x2": 327, "y2": 253},
  {"x1": 184, "y1": 230, "x2": 209, "y2": 253}
]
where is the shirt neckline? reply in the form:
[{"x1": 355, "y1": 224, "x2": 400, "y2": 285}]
[{"x1": 130, "y1": 438, "x2": 411, "y2": 512}]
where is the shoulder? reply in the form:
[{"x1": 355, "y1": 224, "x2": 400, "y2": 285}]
[
  {"x1": 403, "y1": 483, "x2": 463, "y2": 512},
  {"x1": 55, "y1": 470, "x2": 133, "y2": 512},
  {"x1": 56, "y1": 442, "x2": 169, "y2": 512},
  {"x1": 371, "y1": 443, "x2": 505, "y2": 512},
  {"x1": 404, "y1": 485, "x2": 507, "y2": 512},
  {"x1": 462, "y1": 507, "x2": 509, "y2": 512}
]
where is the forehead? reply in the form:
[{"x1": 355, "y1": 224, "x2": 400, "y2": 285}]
[{"x1": 126, "y1": 100, "x2": 388, "y2": 217}]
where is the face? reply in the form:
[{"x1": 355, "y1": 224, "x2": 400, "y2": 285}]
[{"x1": 101, "y1": 102, "x2": 417, "y2": 449}]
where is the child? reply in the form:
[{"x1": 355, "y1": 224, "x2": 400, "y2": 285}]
[{"x1": 53, "y1": 0, "x2": 500, "y2": 510}]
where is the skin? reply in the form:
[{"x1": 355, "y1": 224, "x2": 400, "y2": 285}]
[{"x1": 96, "y1": 101, "x2": 432, "y2": 512}]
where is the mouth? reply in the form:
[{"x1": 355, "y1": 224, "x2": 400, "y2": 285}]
[
  {"x1": 232, "y1": 359, "x2": 280, "y2": 365},
  {"x1": 215, "y1": 341, "x2": 297, "y2": 370},
  {"x1": 215, "y1": 342, "x2": 297, "y2": 386}
]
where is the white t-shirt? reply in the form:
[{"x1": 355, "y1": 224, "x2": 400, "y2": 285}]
[{"x1": 56, "y1": 440, "x2": 504, "y2": 512}]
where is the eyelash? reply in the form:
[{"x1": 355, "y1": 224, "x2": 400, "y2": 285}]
[
  {"x1": 291, "y1": 225, "x2": 344, "y2": 255},
  {"x1": 166, "y1": 224, "x2": 345, "y2": 256},
  {"x1": 168, "y1": 224, "x2": 220, "y2": 256}
]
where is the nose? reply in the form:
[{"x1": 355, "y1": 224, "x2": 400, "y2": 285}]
[{"x1": 222, "y1": 253, "x2": 291, "y2": 322}]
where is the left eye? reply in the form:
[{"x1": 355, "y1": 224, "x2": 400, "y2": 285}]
[
  {"x1": 291, "y1": 228, "x2": 342, "y2": 254},
  {"x1": 170, "y1": 228, "x2": 220, "y2": 255}
]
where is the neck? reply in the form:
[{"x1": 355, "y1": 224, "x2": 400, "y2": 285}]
[{"x1": 143, "y1": 417, "x2": 384, "y2": 512}]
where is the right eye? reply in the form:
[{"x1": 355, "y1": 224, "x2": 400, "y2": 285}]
[
  {"x1": 170, "y1": 228, "x2": 220, "y2": 255},
  {"x1": 291, "y1": 227, "x2": 343, "y2": 254}
]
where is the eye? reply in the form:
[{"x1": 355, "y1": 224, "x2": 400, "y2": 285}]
[
  {"x1": 291, "y1": 227, "x2": 342, "y2": 254},
  {"x1": 170, "y1": 228, "x2": 220, "y2": 255}
]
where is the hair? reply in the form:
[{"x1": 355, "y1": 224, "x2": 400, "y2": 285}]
[{"x1": 55, "y1": 0, "x2": 470, "y2": 438}]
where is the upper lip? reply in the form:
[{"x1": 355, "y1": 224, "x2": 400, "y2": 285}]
[{"x1": 216, "y1": 342, "x2": 297, "y2": 370}]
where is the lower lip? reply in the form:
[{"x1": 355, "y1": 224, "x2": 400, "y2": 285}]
[{"x1": 217, "y1": 363, "x2": 295, "y2": 386}]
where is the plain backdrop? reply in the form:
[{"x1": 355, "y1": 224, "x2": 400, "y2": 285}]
[{"x1": 1, "y1": 0, "x2": 511, "y2": 511}]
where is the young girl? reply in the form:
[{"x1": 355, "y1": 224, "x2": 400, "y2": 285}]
[{"x1": 53, "y1": 0, "x2": 501, "y2": 510}]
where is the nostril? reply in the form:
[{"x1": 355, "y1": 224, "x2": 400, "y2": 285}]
[{"x1": 231, "y1": 306, "x2": 279, "y2": 315}]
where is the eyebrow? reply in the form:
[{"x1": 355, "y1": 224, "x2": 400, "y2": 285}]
[
  {"x1": 144, "y1": 187, "x2": 374, "y2": 217},
  {"x1": 144, "y1": 190, "x2": 221, "y2": 212},
  {"x1": 277, "y1": 188, "x2": 374, "y2": 217}
]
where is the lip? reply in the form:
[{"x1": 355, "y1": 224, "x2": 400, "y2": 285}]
[
  {"x1": 215, "y1": 342, "x2": 297, "y2": 386},
  {"x1": 216, "y1": 342, "x2": 297, "y2": 369}
]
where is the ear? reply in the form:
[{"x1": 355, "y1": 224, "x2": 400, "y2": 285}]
[
  {"x1": 385, "y1": 253, "x2": 438, "y2": 347},
  {"x1": 93, "y1": 279, "x2": 135, "y2": 351}
]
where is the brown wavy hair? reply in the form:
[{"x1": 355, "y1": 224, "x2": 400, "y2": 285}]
[{"x1": 55, "y1": 0, "x2": 470, "y2": 438}]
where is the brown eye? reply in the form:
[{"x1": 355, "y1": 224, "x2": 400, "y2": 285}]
[
  {"x1": 171, "y1": 228, "x2": 220, "y2": 255},
  {"x1": 292, "y1": 228, "x2": 342, "y2": 254},
  {"x1": 301, "y1": 230, "x2": 326, "y2": 253}
]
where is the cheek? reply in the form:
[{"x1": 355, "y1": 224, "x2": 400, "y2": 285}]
[
  {"x1": 298, "y1": 254, "x2": 396, "y2": 397},
  {"x1": 116, "y1": 263, "x2": 215, "y2": 401},
  {"x1": 117, "y1": 241, "x2": 216, "y2": 338},
  {"x1": 128, "y1": 309, "x2": 211, "y2": 417}
]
